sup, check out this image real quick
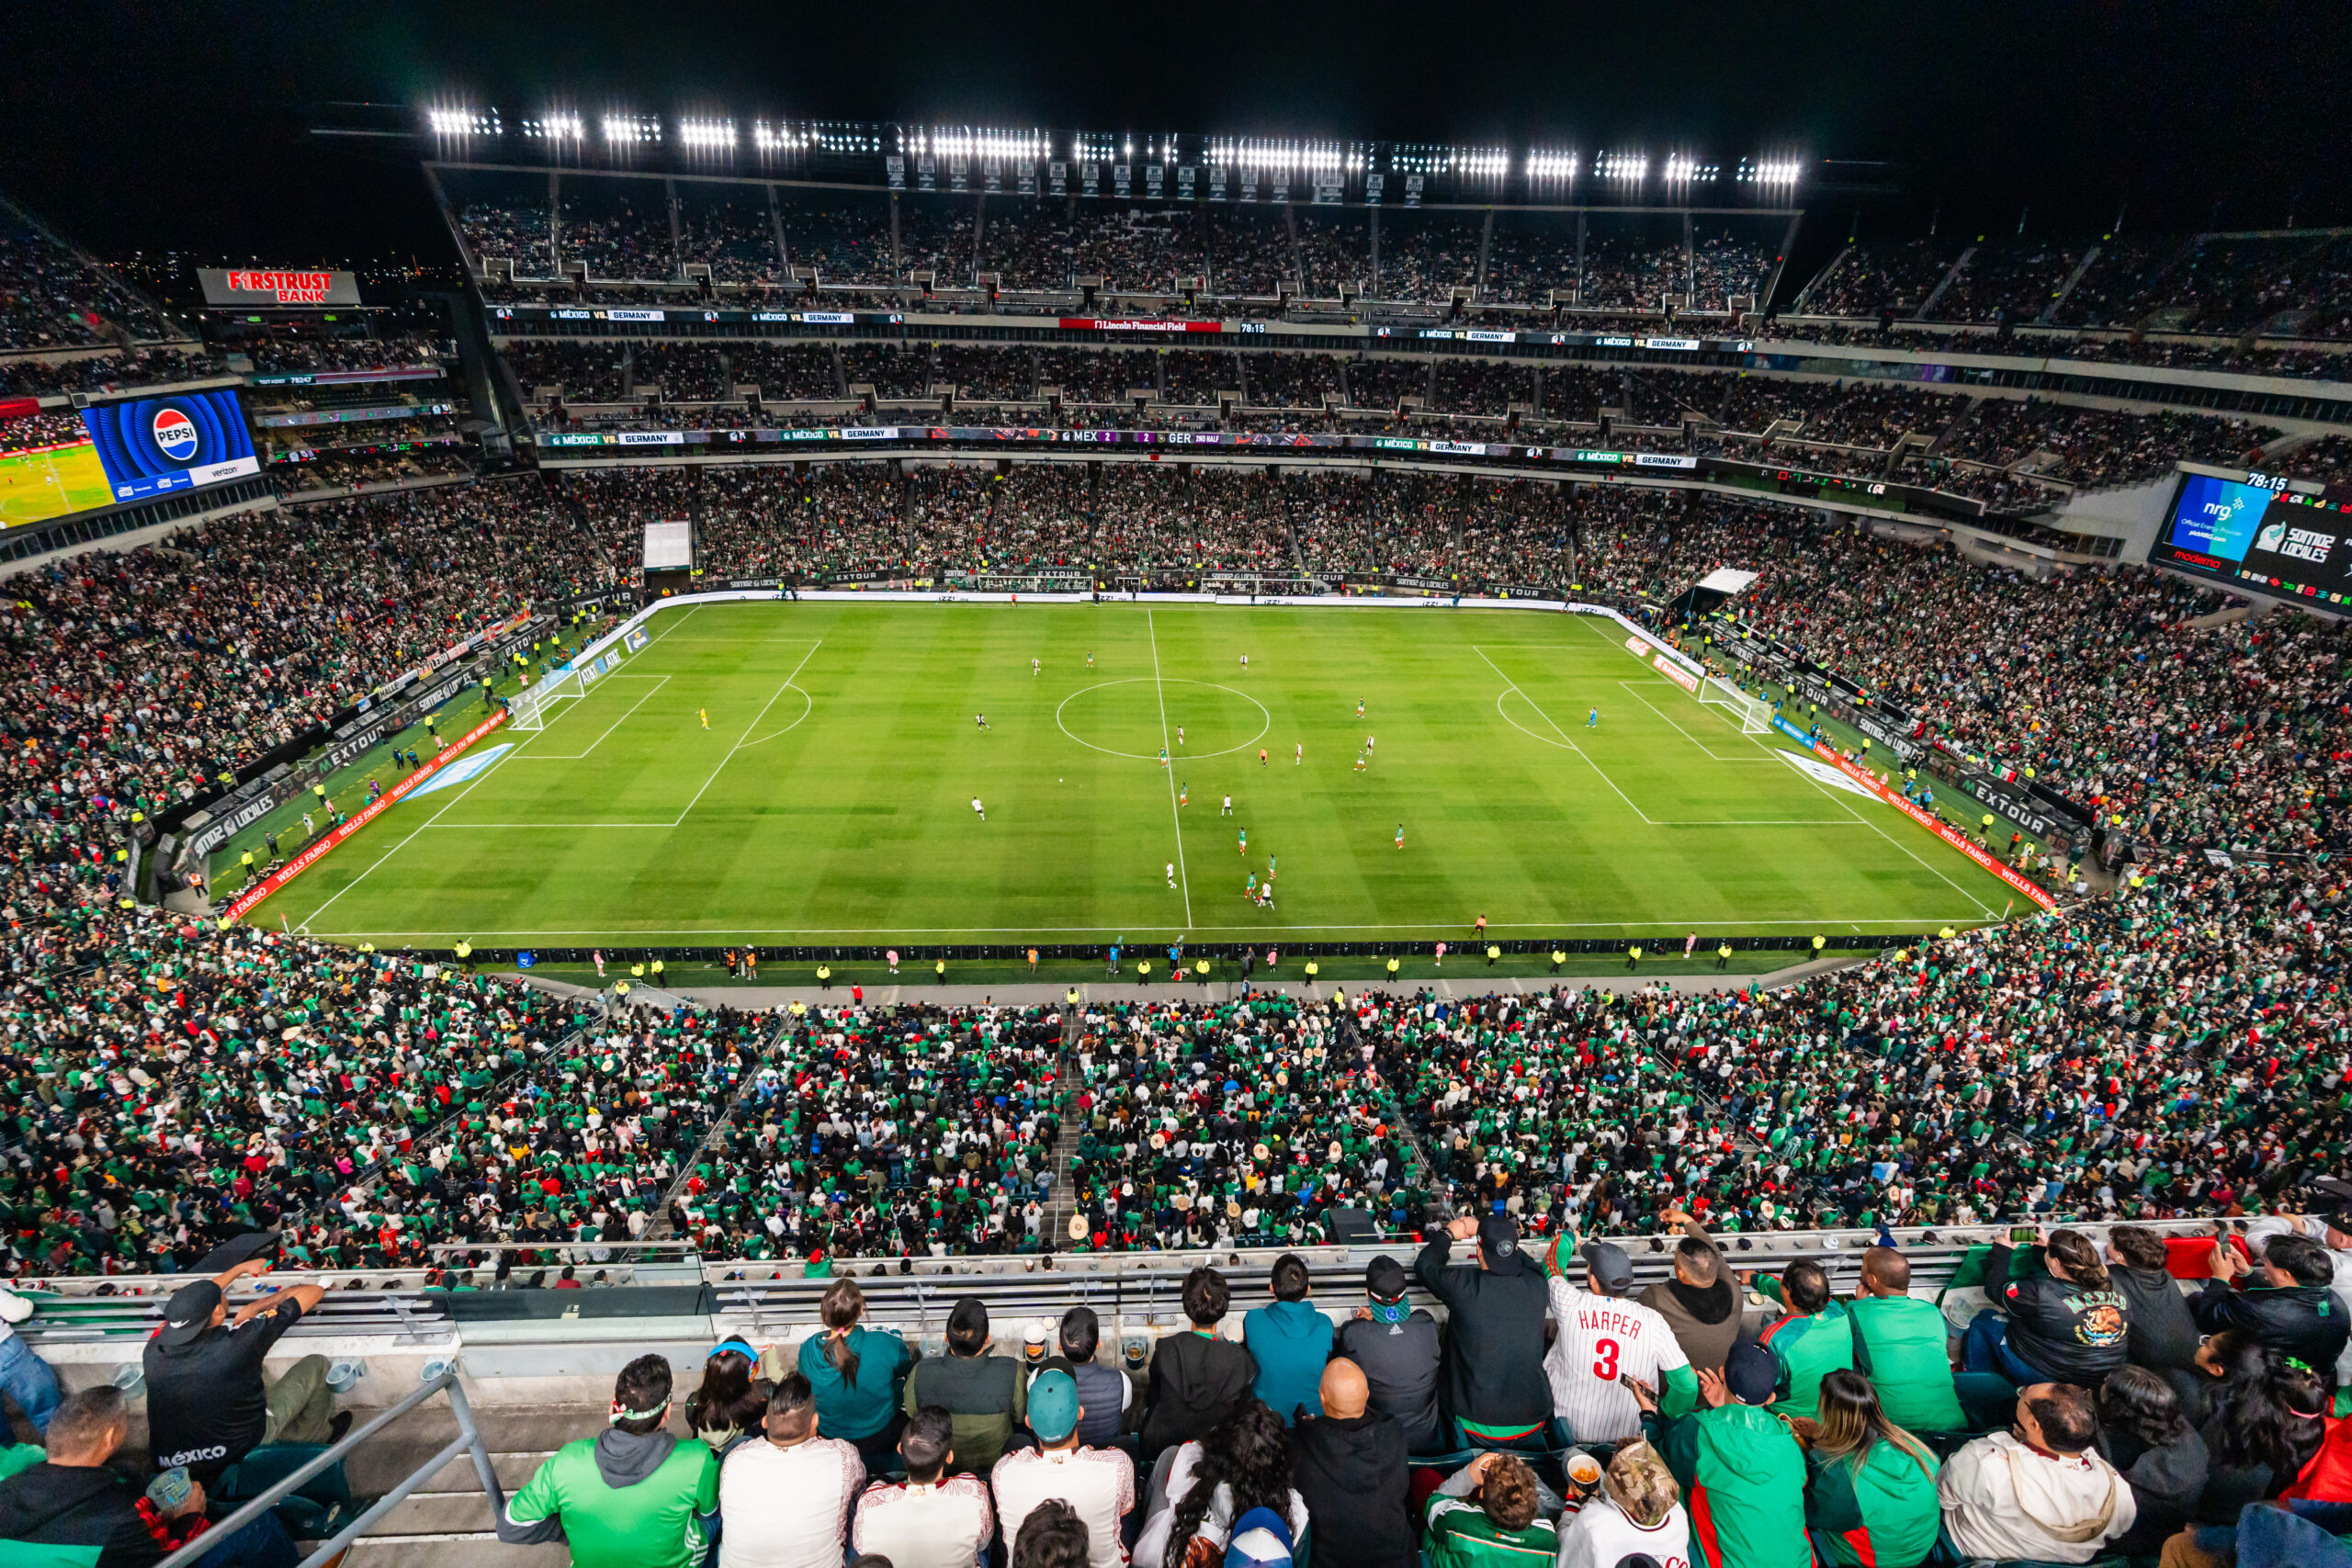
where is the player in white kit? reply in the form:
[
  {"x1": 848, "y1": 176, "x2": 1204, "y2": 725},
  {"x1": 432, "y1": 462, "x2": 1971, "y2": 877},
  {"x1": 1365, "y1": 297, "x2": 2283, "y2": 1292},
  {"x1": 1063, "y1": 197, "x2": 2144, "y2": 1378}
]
[{"x1": 1542, "y1": 1235, "x2": 1697, "y2": 1444}]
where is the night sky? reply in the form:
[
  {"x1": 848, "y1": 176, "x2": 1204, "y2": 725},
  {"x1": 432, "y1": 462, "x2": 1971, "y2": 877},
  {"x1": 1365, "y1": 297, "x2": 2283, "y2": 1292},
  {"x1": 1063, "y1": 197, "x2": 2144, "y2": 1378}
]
[{"x1": 7, "y1": 0, "x2": 2347, "y2": 267}]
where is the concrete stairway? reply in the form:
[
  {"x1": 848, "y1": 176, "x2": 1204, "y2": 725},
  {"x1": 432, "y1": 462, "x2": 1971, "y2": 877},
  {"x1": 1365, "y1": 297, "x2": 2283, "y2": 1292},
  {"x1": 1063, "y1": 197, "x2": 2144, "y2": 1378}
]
[{"x1": 337, "y1": 1404, "x2": 592, "y2": 1568}]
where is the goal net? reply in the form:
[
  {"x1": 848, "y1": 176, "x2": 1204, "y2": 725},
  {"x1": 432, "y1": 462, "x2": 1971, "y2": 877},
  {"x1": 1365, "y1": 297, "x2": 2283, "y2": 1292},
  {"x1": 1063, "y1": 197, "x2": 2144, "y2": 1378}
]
[
  {"x1": 507, "y1": 659, "x2": 591, "y2": 731},
  {"x1": 1697, "y1": 673, "x2": 1774, "y2": 734}
]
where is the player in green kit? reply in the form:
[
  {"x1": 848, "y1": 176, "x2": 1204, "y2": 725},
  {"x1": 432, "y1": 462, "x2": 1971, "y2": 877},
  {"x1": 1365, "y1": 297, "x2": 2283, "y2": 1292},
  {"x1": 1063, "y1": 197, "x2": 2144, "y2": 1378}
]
[{"x1": 1238, "y1": 827, "x2": 1247, "y2": 855}]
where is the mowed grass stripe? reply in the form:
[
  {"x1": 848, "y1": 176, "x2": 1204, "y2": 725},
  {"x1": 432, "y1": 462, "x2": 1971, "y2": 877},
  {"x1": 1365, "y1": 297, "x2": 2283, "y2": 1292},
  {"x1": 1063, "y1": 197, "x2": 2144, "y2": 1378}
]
[{"x1": 258, "y1": 603, "x2": 2017, "y2": 944}]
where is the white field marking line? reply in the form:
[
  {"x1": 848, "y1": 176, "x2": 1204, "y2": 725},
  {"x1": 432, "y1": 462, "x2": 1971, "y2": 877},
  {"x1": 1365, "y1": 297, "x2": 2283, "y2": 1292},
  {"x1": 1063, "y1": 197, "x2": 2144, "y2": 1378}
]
[
  {"x1": 1491, "y1": 692, "x2": 1853, "y2": 825},
  {"x1": 1476, "y1": 647, "x2": 1656, "y2": 825},
  {"x1": 1055, "y1": 679, "x2": 1270, "y2": 761},
  {"x1": 1742, "y1": 716, "x2": 1998, "y2": 918},
  {"x1": 296, "y1": 734, "x2": 517, "y2": 926},
  {"x1": 672, "y1": 640, "x2": 823, "y2": 824},
  {"x1": 1616, "y1": 682, "x2": 1776, "y2": 763},
  {"x1": 1147, "y1": 609, "x2": 1193, "y2": 927},
  {"x1": 1565, "y1": 615, "x2": 1999, "y2": 916},
  {"x1": 737, "y1": 687, "x2": 817, "y2": 750},
  {"x1": 510, "y1": 676, "x2": 671, "y2": 761},
  {"x1": 314, "y1": 914, "x2": 1994, "y2": 938}
]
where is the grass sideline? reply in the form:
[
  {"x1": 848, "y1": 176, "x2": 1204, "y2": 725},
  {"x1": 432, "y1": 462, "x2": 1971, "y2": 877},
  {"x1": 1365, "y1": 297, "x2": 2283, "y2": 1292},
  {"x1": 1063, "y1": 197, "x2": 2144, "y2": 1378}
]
[{"x1": 249, "y1": 600, "x2": 2022, "y2": 947}]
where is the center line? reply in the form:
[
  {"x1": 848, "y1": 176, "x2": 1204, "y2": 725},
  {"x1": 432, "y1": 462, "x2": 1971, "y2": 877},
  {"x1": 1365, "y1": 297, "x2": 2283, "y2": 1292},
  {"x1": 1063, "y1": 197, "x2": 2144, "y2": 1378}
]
[{"x1": 1147, "y1": 609, "x2": 1193, "y2": 927}]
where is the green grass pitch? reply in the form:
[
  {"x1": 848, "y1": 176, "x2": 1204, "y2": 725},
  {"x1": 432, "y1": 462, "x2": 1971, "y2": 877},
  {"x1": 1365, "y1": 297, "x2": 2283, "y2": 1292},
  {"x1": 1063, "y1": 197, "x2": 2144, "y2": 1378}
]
[
  {"x1": 254, "y1": 601, "x2": 2019, "y2": 947},
  {"x1": 0, "y1": 443, "x2": 113, "y2": 526}
]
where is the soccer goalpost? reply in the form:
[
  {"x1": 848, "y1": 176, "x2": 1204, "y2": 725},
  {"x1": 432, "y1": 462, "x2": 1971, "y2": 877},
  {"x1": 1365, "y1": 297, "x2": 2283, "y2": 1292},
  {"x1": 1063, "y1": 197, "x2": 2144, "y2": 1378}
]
[{"x1": 1696, "y1": 672, "x2": 1774, "y2": 734}]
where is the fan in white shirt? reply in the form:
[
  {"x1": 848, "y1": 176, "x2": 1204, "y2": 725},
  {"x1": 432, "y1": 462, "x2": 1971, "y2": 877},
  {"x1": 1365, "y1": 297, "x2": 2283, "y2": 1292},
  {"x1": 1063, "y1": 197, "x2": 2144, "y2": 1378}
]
[
  {"x1": 853, "y1": 1407, "x2": 995, "y2": 1568},
  {"x1": 718, "y1": 1373, "x2": 866, "y2": 1568},
  {"x1": 1553, "y1": 1441, "x2": 1691, "y2": 1568},
  {"x1": 990, "y1": 1369, "x2": 1135, "y2": 1568}
]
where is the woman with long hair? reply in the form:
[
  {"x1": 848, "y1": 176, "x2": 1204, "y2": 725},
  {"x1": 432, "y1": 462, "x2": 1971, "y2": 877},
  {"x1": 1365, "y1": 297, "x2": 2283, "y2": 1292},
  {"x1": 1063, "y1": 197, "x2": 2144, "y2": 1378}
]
[
  {"x1": 682, "y1": 1338, "x2": 768, "y2": 1453},
  {"x1": 1133, "y1": 1398, "x2": 1307, "y2": 1568},
  {"x1": 2200, "y1": 1337, "x2": 2330, "y2": 1523},
  {"x1": 1800, "y1": 1369, "x2": 1940, "y2": 1568},
  {"x1": 794, "y1": 1276, "x2": 915, "y2": 1472},
  {"x1": 2096, "y1": 1365, "x2": 2209, "y2": 1555},
  {"x1": 1960, "y1": 1225, "x2": 2132, "y2": 1389}
]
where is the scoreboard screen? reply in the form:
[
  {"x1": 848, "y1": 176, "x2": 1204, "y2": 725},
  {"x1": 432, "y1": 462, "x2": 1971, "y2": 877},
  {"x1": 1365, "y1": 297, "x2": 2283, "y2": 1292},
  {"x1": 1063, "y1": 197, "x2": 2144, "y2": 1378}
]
[
  {"x1": 2148, "y1": 469, "x2": 2352, "y2": 608},
  {"x1": 79, "y1": 389, "x2": 259, "y2": 504}
]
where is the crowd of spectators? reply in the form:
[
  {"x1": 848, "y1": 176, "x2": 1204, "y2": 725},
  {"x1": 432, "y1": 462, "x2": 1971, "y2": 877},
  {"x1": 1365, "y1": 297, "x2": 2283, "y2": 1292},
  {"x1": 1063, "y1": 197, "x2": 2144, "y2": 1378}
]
[
  {"x1": 1945, "y1": 399, "x2": 2272, "y2": 488},
  {"x1": 0, "y1": 207, "x2": 174, "y2": 350},
  {"x1": 675, "y1": 193, "x2": 783, "y2": 285},
  {"x1": 697, "y1": 462, "x2": 911, "y2": 579},
  {"x1": 0, "y1": 409, "x2": 89, "y2": 450},
  {"x1": 504, "y1": 340, "x2": 631, "y2": 402},
  {"x1": 0, "y1": 347, "x2": 219, "y2": 399},
  {"x1": 1805, "y1": 239, "x2": 1966, "y2": 320},
  {"x1": 729, "y1": 343, "x2": 844, "y2": 401},
  {"x1": 243, "y1": 336, "x2": 447, "y2": 376}
]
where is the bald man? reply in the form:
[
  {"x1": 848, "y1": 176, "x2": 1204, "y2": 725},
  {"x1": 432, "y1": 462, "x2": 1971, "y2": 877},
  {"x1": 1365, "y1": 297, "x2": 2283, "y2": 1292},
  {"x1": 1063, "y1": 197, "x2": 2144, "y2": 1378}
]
[
  {"x1": 1845, "y1": 1246, "x2": 1973, "y2": 1432},
  {"x1": 1290, "y1": 1359, "x2": 1413, "y2": 1568}
]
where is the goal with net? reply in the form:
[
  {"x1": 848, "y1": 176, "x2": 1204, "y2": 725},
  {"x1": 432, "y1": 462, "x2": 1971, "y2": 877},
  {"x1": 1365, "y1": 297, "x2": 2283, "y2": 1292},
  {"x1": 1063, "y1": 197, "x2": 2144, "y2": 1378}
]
[
  {"x1": 1697, "y1": 673, "x2": 1774, "y2": 734},
  {"x1": 507, "y1": 658, "x2": 594, "y2": 731}
]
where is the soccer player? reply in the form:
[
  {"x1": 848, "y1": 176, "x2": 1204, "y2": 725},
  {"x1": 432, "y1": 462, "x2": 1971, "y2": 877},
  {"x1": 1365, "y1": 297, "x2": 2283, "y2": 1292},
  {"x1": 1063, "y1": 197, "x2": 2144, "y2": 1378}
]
[
  {"x1": 976, "y1": 713, "x2": 989, "y2": 730},
  {"x1": 1239, "y1": 653, "x2": 1249, "y2": 670},
  {"x1": 1587, "y1": 707, "x2": 1599, "y2": 728},
  {"x1": 1266, "y1": 856, "x2": 1276, "y2": 880},
  {"x1": 1356, "y1": 698, "x2": 1365, "y2": 717},
  {"x1": 1086, "y1": 651, "x2": 1094, "y2": 667},
  {"x1": 1159, "y1": 747, "x2": 1169, "y2": 768},
  {"x1": 1294, "y1": 741, "x2": 1302, "y2": 764},
  {"x1": 1179, "y1": 783, "x2": 1189, "y2": 807},
  {"x1": 1259, "y1": 748, "x2": 1268, "y2": 767},
  {"x1": 1177, "y1": 726, "x2": 1185, "y2": 747},
  {"x1": 1364, "y1": 735, "x2": 1375, "y2": 755},
  {"x1": 1165, "y1": 863, "x2": 1176, "y2": 888},
  {"x1": 972, "y1": 797, "x2": 986, "y2": 820},
  {"x1": 1238, "y1": 827, "x2": 1248, "y2": 854},
  {"x1": 1246, "y1": 872, "x2": 1257, "y2": 897},
  {"x1": 1352, "y1": 750, "x2": 1367, "y2": 773},
  {"x1": 1395, "y1": 823, "x2": 1405, "y2": 850},
  {"x1": 1032, "y1": 658, "x2": 1040, "y2": 676},
  {"x1": 698, "y1": 707, "x2": 709, "y2": 729},
  {"x1": 1221, "y1": 794, "x2": 1233, "y2": 816}
]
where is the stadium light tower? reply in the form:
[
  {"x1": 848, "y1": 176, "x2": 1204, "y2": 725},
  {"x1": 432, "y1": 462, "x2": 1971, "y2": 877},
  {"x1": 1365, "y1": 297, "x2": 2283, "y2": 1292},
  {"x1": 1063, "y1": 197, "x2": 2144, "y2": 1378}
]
[
  {"x1": 678, "y1": 118, "x2": 738, "y2": 155},
  {"x1": 426, "y1": 105, "x2": 501, "y2": 140},
  {"x1": 1526, "y1": 149, "x2": 1578, "y2": 187}
]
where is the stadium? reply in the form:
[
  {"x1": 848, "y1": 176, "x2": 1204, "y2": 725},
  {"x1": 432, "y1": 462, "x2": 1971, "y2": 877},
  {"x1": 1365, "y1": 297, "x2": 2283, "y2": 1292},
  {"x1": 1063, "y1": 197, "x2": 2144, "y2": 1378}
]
[{"x1": 0, "y1": 13, "x2": 2349, "y2": 1568}]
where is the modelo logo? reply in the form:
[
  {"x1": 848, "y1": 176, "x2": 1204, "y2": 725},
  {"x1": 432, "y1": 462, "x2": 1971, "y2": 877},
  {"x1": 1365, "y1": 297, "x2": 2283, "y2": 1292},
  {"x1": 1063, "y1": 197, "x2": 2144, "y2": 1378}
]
[{"x1": 153, "y1": 406, "x2": 200, "y2": 462}]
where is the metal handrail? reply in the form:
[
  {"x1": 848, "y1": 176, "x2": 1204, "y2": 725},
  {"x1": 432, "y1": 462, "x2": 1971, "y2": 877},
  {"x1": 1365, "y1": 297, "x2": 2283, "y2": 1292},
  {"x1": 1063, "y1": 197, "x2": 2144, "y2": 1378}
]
[{"x1": 154, "y1": 1367, "x2": 503, "y2": 1568}]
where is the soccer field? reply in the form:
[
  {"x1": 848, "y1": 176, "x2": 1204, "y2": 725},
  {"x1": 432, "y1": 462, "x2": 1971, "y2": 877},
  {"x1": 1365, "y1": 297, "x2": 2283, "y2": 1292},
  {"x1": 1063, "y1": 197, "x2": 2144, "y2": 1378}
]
[
  {"x1": 256, "y1": 600, "x2": 2018, "y2": 947},
  {"x1": 0, "y1": 442, "x2": 113, "y2": 526}
]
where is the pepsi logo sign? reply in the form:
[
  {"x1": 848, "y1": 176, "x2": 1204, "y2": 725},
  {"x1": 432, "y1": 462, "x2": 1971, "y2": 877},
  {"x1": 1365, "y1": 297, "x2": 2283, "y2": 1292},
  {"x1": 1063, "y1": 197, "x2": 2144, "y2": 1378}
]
[{"x1": 152, "y1": 407, "x2": 199, "y2": 462}]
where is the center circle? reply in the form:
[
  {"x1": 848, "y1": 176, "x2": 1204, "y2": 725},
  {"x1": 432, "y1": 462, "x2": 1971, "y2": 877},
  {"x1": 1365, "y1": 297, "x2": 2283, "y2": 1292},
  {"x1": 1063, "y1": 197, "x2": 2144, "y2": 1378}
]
[{"x1": 1057, "y1": 679, "x2": 1272, "y2": 761}]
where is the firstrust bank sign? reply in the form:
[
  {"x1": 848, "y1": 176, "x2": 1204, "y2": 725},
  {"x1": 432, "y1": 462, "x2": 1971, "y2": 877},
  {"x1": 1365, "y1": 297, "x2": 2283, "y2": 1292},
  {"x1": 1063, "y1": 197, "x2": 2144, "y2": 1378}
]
[{"x1": 198, "y1": 267, "x2": 363, "y2": 308}]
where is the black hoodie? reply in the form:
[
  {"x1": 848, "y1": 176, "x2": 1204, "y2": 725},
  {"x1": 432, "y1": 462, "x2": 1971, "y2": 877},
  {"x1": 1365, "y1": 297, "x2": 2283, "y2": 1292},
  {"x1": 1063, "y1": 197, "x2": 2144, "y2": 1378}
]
[
  {"x1": 1414, "y1": 1231, "x2": 1551, "y2": 1431},
  {"x1": 1140, "y1": 1329, "x2": 1258, "y2": 1458},
  {"x1": 1290, "y1": 1408, "x2": 1412, "y2": 1568},
  {"x1": 0, "y1": 1461, "x2": 209, "y2": 1568}
]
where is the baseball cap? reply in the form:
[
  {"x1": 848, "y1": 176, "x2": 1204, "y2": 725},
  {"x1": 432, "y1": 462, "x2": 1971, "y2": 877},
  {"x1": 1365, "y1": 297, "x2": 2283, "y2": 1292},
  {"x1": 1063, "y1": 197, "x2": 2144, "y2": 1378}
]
[
  {"x1": 191, "y1": 1231, "x2": 280, "y2": 1276},
  {"x1": 1724, "y1": 1339, "x2": 1779, "y2": 1406},
  {"x1": 1476, "y1": 1212, "x2": 1520, "y2": 1263},
  {"x1": 156, "y1": 1280, "x2": 223, "y2": 1347},
  {"x1": 1028, "y1": 1368, "x2": 1080, "y2": 1443},
  {"x1": 1364, "y1": 1256, "x2": 1409, "y2": 1300},
  {"x1": 1582, "y1": 1241, "x2": 1634, "y2": 1294}
]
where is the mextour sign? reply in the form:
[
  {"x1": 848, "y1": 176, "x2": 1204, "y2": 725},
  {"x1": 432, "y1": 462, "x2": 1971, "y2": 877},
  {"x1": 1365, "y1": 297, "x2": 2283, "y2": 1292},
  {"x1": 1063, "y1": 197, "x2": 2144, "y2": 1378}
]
[{"x1": 198, "y1": 267, "x2": 362, "y2": 308}]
